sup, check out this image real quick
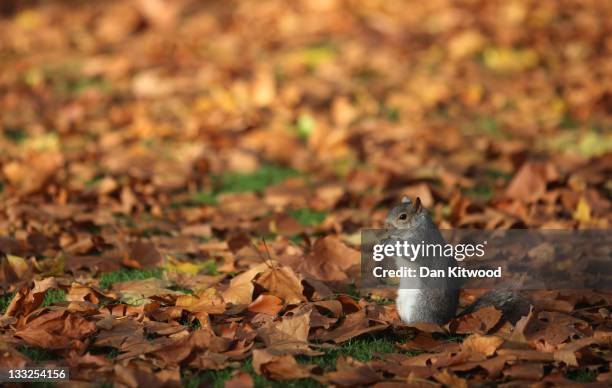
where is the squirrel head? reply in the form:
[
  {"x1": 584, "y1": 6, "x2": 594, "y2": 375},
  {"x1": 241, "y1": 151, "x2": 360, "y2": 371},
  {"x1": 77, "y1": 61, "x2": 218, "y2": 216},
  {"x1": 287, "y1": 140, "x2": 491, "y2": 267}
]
[{"x1": 384, "y1": 196, "x2": 425, "y2": 229}]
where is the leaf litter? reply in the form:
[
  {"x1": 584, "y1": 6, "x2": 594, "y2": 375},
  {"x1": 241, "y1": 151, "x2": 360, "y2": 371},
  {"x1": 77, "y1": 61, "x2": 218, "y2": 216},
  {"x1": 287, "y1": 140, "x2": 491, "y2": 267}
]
[{"x1": 0, "y1": 0, "x2": 611, "y2": 387}]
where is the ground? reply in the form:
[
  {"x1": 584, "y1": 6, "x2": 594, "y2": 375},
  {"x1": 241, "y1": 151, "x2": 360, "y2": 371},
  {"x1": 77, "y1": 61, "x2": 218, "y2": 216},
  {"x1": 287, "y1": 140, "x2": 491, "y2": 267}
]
[{"x1": 0, "y1": 0, "x2": 611, "y2": 387}]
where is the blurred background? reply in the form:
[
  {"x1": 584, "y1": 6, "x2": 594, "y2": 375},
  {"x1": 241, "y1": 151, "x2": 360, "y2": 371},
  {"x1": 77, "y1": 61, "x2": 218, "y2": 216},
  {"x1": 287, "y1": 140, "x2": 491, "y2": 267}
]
[{"x1": 0, "y1": 0, "x2": 610, "y2": 235}]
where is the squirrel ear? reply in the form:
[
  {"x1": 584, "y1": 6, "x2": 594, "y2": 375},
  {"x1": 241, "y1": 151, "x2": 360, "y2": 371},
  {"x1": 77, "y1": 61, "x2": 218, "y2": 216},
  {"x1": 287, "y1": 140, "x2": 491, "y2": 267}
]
[
  {"x1": 401, "y1": 196, "x2": 412, "y2": 204},
  {"x1": 414, "y1": 197, "x2": 422, "y2": 211}
]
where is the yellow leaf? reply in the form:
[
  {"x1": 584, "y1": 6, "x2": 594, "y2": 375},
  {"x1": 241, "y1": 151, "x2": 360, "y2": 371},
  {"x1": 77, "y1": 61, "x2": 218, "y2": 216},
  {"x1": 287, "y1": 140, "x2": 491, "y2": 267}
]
[
  {"x1": 573, "y1": 197, "x2": 591, "y2": 223},
  {"x1": 483, "y1": 47, "x2": 538, "y2": 72},
  {"x1": 16, "y1": 10, "x2": 42, "y2": 30},
  {"x1": 173, "y1": 262, "x2": 202, "y2": 275},
  {"x1": 3, "y1": 255, "x2": 30, "y2": 280},
  {"x1": 165, "y1": 255, "x2": 215, "y2": 275}
]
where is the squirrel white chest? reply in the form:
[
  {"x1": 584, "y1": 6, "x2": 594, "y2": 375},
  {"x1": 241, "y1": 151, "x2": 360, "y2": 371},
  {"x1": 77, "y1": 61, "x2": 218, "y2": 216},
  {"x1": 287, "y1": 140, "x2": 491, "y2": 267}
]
[{"x1": 395, "y1": 288, "x2": 423, "y2": 323}]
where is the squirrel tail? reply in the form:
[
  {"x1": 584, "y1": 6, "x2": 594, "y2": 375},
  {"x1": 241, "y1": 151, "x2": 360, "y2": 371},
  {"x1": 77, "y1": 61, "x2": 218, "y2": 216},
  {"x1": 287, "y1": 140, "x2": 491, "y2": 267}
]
[{"x1": 457, "y1": 290, "x2": 531, "y2": 324}]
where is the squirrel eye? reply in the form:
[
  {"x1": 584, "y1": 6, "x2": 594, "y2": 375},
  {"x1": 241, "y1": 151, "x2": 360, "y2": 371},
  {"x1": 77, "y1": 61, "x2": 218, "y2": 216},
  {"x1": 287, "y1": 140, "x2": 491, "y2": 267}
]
[{"x1": 398, "y1": 213, "x2": 408, "y2": 220}]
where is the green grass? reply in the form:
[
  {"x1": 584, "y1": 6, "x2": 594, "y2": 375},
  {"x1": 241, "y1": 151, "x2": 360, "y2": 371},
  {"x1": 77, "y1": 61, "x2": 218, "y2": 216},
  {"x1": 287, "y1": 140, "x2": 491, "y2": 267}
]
[
  {"x1": 188, "y1": 191, "x2": 218, "y2": 206},
  {"x1": 460, "y1": 116, "x2": 506, "y2": 139},
  {"x1": 84, "y1": 175, "x2": 104, "y2": 188},
  {"x1": 215, "y1": 164, "x2": 300, "y2": 194},
  {"x1": 55, "y1": 76, "x2": 112, "y2": 96},
  {"x1": 463, "y1": 184, "x2": 494, "y2": 201},
  {"x1": 344, "y1": 284, "x2": 361, "y2": 300},
  {"x1": 0, "y1": 292, "x2": 15, "y2": 314},
  {"x1": 566, "y1": 368, "x2": 596, "y2": 383},
  {"x1": 183, "y1": 367, "x2": 234, "y2": 388},
  {"x1": 98, "y1": 268, "x2": 164, "y2": 289},
  {"x1": 42, "y1": 289, "x2": 66, "y2": 307},
  {"x1": 379, "y1": 103, "x2": 400, "y2": 122},
  {"x1": 300, "y1": 337, "x2": 399, "y2": 367},
  {"x1": 17, "y1": 345, "x2": 57, "y2": 362},
  {"x1": 477, "y1": 116, "x2": 500, "y2": 136},
  {"x1": 485, "y1": 169, "x2": 513, "y2": 181},
  {"x1": 559, "y1": 113, "x2": 580, "y2": 130},
  {"x1": 289, "y1": 208, "x2": 327, "y2": 226},
  {"x1": 183, "y1": 164, "x2": 301, "y2": 207},
  {"x1": 436, "y1": 333, "x2": 469, "y2": 343},
  {"x1": 3, "y1": 127, "x2": 27, "y2": 143},
  {"x1": 25, "y1": 62, "x2": 113, "y2": 97}
]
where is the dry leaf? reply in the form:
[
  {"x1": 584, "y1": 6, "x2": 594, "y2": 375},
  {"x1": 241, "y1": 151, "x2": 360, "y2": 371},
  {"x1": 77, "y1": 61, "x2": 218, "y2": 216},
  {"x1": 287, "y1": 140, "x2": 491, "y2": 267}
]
[
  {"x1": 461, "y1": 334, "x2": 504, "y2": 356},
  {"x1": 252, "y1": 349, "x2": 314, "y2": 380}
]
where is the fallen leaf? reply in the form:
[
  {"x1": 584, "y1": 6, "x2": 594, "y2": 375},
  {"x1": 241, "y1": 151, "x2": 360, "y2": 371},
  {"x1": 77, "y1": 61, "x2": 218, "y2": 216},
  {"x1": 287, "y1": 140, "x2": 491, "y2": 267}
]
[
  {"x1": 505, "y1": 161, "x2": 558, "y2": 202},
  {"x1": 297, "y1": 236, "x2": 359, "y2": 281},
  {"x1": 176, "y1": 288, "x2": 226, "y2": 314},
  {"x1": 225, "y1": 371, "x2": 253, "y2": 388},
  {"x1": 248, "y1": 294, "x2": 283, "y2": 315},
  {"x1": 222, "y1": 263, "x2": 269, "y2": 305},
  {"x1": 573, "y1": 196, "x2": 591, "y2": 222},
  {"x1": 502, "y1": 362, "x2": 544, "y2": 380},
  {"x1": 112, "y1": 278, "x2": 182, "y2": 305},
  {"x1": 256, "y1": 266, "x2": 305, "y2": 304},
  {"x1": 257, "y1": 304, "x2": 319, "y2": 355},
  {"x1": 0, "y1": 254, "x2": 31, "y2": 286},
  {"x1": 448, "y1": 306, "x2": 502, "y2": 334},
  {"x1": 252, "y1": 349, "x2": 314, "y2": 380},
  {"x1": 461, "y1": 333, "x2": 504, "y2": 356},
  {"x1": 323, "y1": 357, "x2": 381, "y2": 386},
  {"x1": 433, "y1": 369, "x2": 468, "y2": 388},
  {"x1": 122, "y1": 241, "x2": 163, "y2": 269},
  {"x1": 16, "y1": 310, "x2": 98, "y2": 350},
  {"x1": 316, "y1": 309, "x2": 387, "y2": 343}
]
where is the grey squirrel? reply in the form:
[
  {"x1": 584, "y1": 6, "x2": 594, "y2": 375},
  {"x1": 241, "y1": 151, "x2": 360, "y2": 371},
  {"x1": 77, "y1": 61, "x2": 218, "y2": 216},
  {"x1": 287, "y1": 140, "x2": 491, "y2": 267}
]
[{"x1": 384, "y1": 197, "x2": 528, "y2": 325}]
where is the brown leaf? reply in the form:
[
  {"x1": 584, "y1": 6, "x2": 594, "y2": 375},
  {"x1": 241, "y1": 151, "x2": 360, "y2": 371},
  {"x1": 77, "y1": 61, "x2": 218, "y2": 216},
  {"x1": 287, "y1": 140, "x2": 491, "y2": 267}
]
[
  {"x1": 433, "y1": 370, "x2": 468, "y2": 388},
  {"x1": 225, "y1": 372, "x2": 254, "y2": 388},
  {"x1": 112, "y1": 278, "x2": 182, "y2": 305},
  {"x1": 16, "y1": 310, "x2": 97, "y2": 350},
  {"x1": 0, "y1": 254, "x2": 31, "y2": 286},
  {"x1": 502, "y1": 362, "x2": 544, "y2": 380},
  {"x1": 248, "y1": 294, "x2": 283, "y2": 315},
  {"x1": 312, "y1": 300, "x2": 343, "y2": 318},
  {"x1": 256, "y1": 266, "x2": 305, "y2": 304},
  {"x1": 114, "y1": 362, "x2": 181, "y2": 388},
  {"x1": 449, "y1": 306, "x2": 502, "y2": 334},
  {"x1": 397, "y1": 332, "x2": 445, "y2": 352},
  {"x1": 136, "y1": 0, "x2": 179, "y2": 30},
  {"x1": 497, "y1": 348, "x2": 554, "y2": 362},
  {"x1": 67, "y1": 282, "x2": 107, "y2": 304},
  {"x1": 323, "y1": 357, "x2": 381, "y2": 386},
  {"x1": 257, "y1": 305, "x2": 319, "y2": 355},
  {"x1": 5, "y1": 277, "x2": 58, "y2": 317},
  {"x1": 222, "y1": 263, "x2": 269, "y2": 305},
  {"x1": 505, "y1": 161, "x2": 559, "y2": 202},
  {"x1": 95, "y1": 318, "x2": 145, "y2": 349},
  {"x1": 297, "y1": 236, "x2": 359, "y2": 281},
  {"x1": 0, "y1": 343, "x2": 29, "y2": 368},
  {"x1": 316, "y1": 309, "x2": 387, "y2": 343},
  {"x1": 122, "y1": 241, "x2": 163, "y2": 269},
  {"x1": 176, "y1": 288, "x2": 226, "y2": 314},
  {"x1": 406, "y1": 322, "x2": 447, "y2": 334},
  {"x1": 252, "y1": 349, "x2": 314, "y2": 380},
  {"x1": 461, "y1": 334, "x2": 504, "y2": 356},
  {"x1": 450, "y1": 355, "x2": 509, "y2": 377}
]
